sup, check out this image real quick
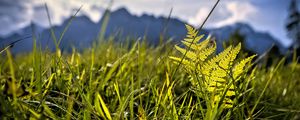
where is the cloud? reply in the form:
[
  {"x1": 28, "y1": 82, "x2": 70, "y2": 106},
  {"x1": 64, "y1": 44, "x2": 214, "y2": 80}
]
[
  {"x1": 214, "y1": 1, "x2": 257, "y2": 27},
  {"x1": 31, "y1": 0, "x2": 106, "y2": 25},
  {"x1": 0, "y1": 0, "x2": 32, "y2": 37},
  {"x1": 111, "y1": 0, "x2": 175, "y2": 17},
  {"x1": 188, "y1": 7, "x2": 211, "y2": 26},
  {"x1": 0, "y1": 0, "x2": 105, "y2": 37},
  {"x1": 188, "y1": 1, "x2": 257, "y2": 28}
]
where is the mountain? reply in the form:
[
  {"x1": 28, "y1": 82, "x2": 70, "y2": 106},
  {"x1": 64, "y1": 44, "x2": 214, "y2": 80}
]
[
  {"x1": 0, "y1": 8, "x2": 285, "y2": 54},
  {"x1": 208, "y1": 23, "x2": 286, "y2": 54}
]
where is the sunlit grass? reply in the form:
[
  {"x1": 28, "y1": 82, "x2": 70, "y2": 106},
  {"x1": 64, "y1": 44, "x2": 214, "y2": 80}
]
[{"x1": 0, "y1": 35, "x2": 299, "y2": 119}]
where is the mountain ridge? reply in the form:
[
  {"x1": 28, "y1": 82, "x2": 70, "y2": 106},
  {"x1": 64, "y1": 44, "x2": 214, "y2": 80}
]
[{"x1": 0, "y1": 8, "x2": 285, "y2": 54}]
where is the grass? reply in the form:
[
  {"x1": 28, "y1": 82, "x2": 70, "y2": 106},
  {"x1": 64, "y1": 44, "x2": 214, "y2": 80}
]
[
  {"x1": 0, "y1": 35, "x2": 300, "y2": 119},
  {"x1": 3, "y1": 0, "x2": 300, "y2": 119}
]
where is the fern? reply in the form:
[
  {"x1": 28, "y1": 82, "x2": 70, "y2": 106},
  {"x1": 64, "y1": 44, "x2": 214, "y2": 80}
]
[{"x1": 170, "y1": 24, "x2": 256, "y2": 110}]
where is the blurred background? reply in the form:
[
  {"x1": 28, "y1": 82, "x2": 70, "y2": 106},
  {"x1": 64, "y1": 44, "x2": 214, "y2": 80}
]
[{"x1": 0, "y1": 0, "x2": 299, "y2": 55}]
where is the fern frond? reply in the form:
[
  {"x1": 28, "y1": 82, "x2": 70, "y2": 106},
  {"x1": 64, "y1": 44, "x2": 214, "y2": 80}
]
[
  {"x1": 168, "y1": 56, "x2": 195, "y2": 70},
  {"x1": 233, "y1": 55, "x2": 256, "y2": 79},
  {"x1": 210, "y1": 46, "x2": 233, "y2": 64},
  {"x1": 219, "y1": 43, "x2": 241, "y2": 70},
  {"x1": 181, "y1": 41, "x2": 199, "y2": 50},
  {"x1": 211, "y1": 69, "x2": 227, "y2": 78},
  {"x1": 174, "y1": 45, "x2": 197, "y2": 61},
  {"x1": 185, "y1": 24, "x2": 198, "y2": 38},
  {"x1": 170, "y1": 24, "x2": 256, "y2": 110},
  {"x1": 197, "y1": 35, "x2": 211, "y2": 49},
  {"x1": 169, "y1": 56, "x2": 192, "y2": 65},
  {"x1": 200, "y1": 43, "x2": 243, "y2": 108},
  {"x1": 198, "y1": 41, "x2": 216, "y2": 61},
  {"x1": 184, "y1": 35, "x2": 204, "y2": 43}
]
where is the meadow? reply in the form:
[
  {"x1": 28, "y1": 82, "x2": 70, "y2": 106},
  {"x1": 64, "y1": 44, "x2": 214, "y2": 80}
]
[{"x1": 0, "y1": 24, "x2": 300, "y2": 120}]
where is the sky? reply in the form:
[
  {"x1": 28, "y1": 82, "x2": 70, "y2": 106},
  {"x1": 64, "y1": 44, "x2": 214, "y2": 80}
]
[{"x1": 0, "y1": 0, "x2": 297, "y2": 47}]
